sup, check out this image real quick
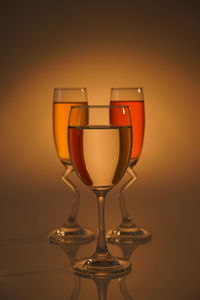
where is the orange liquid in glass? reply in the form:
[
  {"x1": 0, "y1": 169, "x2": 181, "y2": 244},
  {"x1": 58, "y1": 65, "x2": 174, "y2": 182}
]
[
  {"x1": 111, "y1": 101, "x2": 145, "y2": 165},
  {"x1": 53, "y1": 102, "x2": 87, "y2": 164}
]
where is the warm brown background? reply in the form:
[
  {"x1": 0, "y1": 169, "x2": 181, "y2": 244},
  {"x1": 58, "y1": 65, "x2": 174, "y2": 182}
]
[{"x1": 0, "y1": 0, "x2": 200, "y2": 299}]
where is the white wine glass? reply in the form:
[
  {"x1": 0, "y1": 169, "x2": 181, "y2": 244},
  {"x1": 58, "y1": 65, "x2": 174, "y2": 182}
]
[
  {"x1": 49, "y1": 88, "x2": 94, "y2": 244},
  {"x1": 68, "y1": 105, "x2": 132, "y2": 278},
  {"x1": 106, "y1": 88, "x2": 152, "y2": 243}
]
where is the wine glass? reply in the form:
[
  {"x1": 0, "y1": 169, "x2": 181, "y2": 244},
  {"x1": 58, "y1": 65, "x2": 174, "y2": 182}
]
[
  {"x1": 106, "y1": 88, "x2": 152, "y2": 243},
  {"x1": 68, "y1": 105, "x2": 132, "y2": 278},
  {"x1": 49, "y1": 88, "x2": 94, "y2": 244}
]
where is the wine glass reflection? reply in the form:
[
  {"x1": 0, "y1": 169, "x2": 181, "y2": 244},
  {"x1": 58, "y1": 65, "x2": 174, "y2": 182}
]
[{"x1": 72, "y1": 238, "x2": 151, "y2": 300}]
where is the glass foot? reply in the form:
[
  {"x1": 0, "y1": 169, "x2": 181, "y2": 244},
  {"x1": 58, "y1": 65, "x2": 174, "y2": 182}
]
[
  {"x1": 49, "y1": 223, "x2": 95, "y2": 245},
  {"x1": 73, "y1": 256, "x2": 131, "y2": 278},
  {"x1": 106, "y1": 225, "x2": 152, "y2": 244}
]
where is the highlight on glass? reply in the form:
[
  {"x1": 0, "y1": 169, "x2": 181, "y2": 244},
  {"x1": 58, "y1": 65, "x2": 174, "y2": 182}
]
[
  {"x1": 48, "y1": 88, "x2": 94, "y2": 244},
  {"x1": 106, "y1": 88, "x2": 152, "y2": 244},
  {"x1": 68, "y1": 105, "x2": 132, "y2": 277}
]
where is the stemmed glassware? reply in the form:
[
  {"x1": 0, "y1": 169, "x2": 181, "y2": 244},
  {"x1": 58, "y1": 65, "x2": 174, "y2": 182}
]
[
  {"x1": 49, "y1": 88, "x2": 94, "y2": 244},
  {"x1": 106, "y1": 88, "x2": 152, "y2": 243},
  {"x1": 68, "y1": 105, "x2": 132, "y2": 278}
]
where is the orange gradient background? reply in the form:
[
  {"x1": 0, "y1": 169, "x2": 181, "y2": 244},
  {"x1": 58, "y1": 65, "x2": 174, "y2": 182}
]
[{"x1": 0, "y1": 1, "x2": 200, "y2": 298}]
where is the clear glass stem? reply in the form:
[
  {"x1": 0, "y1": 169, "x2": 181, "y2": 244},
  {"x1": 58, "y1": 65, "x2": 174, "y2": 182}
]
[
  {"x1": 94, "y1": 278, "x2": 110, "y2": 300},
  {"x1": 93, "y1": 191, "x2": 111, "y2": 259},
  {"x1": 119, "y1": 277, "x2": 134, "y2": 300},
  {"x1": 68, "y1": 276, "x2": 81, "y2": 300},
  {"x1": 61, "y1": 165, "x2": 80, "y2": 225},
  {"x1": 119, "y1": 166, "x2": 137, "y2": 227}
]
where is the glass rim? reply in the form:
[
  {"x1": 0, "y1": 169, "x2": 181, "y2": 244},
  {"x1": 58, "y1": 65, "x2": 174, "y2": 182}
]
[
  {"x1": 111, "y1": 87, "x2": 143, "y2": 90},
  {"x1": 110, "y1": 87, "x2": 144, "y2": 101},
  {"x1": 54, "y1": 87, "x2": 87, "y2": 92},
  {"x1": 53, "y1": 87, "x2": 88, "y2": 103},
  {"x1": 70, "y1": 104, "x2": 130, "y2": 109}
]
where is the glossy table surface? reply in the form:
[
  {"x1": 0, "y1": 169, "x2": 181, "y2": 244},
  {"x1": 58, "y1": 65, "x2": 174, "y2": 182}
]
[{"x1": 0, "y1": 226, "x2": 199, "y2": 300}]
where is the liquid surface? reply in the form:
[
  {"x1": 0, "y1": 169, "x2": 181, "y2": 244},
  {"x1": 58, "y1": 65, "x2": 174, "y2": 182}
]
[
  {"x1": 53, "y1": 102, "x2": 87, "y2": 163},
  {"x1": 110, "y1": 101, "x2": 144, "y2": 165},
  {"x1": 69, "y1": 125, "x2": 131, "y2": 189}
]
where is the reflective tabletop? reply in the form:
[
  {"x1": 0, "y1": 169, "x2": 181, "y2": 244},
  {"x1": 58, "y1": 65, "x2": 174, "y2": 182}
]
[
  {"x1": 0, "y1": 234, "x2": 151, "y2": 300},
  {"x1": 0, "y1": 222, "x2": 199, "y2": 300}
]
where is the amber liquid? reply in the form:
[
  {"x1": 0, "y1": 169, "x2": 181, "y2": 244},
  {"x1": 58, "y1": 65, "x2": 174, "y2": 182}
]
[
  {"x1": 110, "y1": 101, "x2": 144, "y2": 166},
  {"x1": 53, "y1": 102, "x2": 87, "y2": 164},
  {"x1": 69, "y1": 125, "x2": 131, "y2": 189}
]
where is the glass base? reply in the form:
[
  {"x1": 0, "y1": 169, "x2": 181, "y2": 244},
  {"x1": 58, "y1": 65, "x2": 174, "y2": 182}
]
[
  {"x1": 48, "y1": 223, "x2": 95, "y2": 245},
  {"x1": 73, "y1": 256, "x2": 131, "y2": 278},
  {"x1": 106, "y1": 225, "x2": 152, "y2": 244}
]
